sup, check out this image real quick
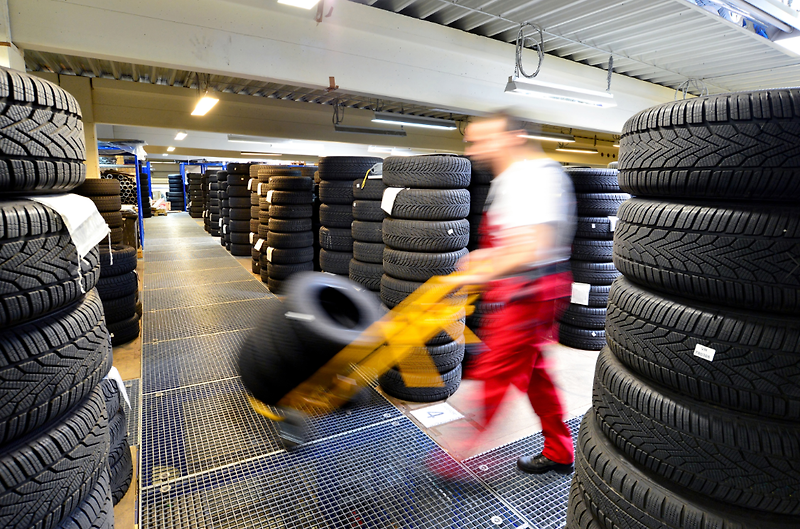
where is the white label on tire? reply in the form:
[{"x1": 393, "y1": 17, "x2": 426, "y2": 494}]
[
  {"x1": 591, "y1": 223, "x2": 596, "y2": 229},
  {"x1": 248, "y1": 178, "x2": 256, "y2": 191},
  {"x1": 266, "y1": 246, "x2": 274, "y2": 261},
  {"x1": 266, "y1": 190, "x2": 274, "y2": 203},
  {"x1": 254, "y1": 238, "x2": 265, "y2": 251},
  {"x1": 571, "y1": 282, "x2": 591, "y2": 306},
  {"x1": 447, "y1": 229, "x2": 454, "y2": 235},
  {"x1": 219, "y1": 218, "x2": 223, "y2": 227},
  {"x1": 249, "y1": 232, "x2": 255, "y2": 244},
  {"x1": 608, "y1": 216, "x2": 618, "y2": 232},
  {"x1": 381, "y1": 187, "x2": 405, "y2": 215},
  {"x1": 694, "y1": 344, "x2": 716, "y2": 361},
  {"x1": 223, "y1": 225, "x2": 227, "y2": 234}
]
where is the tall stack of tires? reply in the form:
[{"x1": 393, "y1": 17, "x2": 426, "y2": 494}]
[
  {"x1": 100, "y1": 379, "x2": 133, "y2": 506},
  {"x1": 263, "y1": 170, "x2": 315, "y2": 294},
  {"x1": 224, "y1": 163, "x2": 252, "y2": 256},
  {"x1": 74, "y1": 179, "x2": 141, "y2": 346},
  {"x1": 378, "y1": 155, "x2": 471, "y2": 402},
  {"x1": 207, "y1": 171, "x2": 220, "y2": 237},
  {"x1": 0, "y1": 66, "x2": 115, "y2": 528},
  {"x1": 318, "y1": 157, "x2": 382, "y2": 275},
  {"x1": 558, "y1": 167, "x2": 627, "y2": 351},
  {"x1": 201, "y1": 171, "x2": 210, "y2": 231},
  {"x1": 249, "y1": 165, "x2": 264, "y2": 274},
  {"x1": 349, "y1": 163, "x2": 386, "y2": 293},
  {"x1": 140, "y1": 171, "x2": 152, "y2": 219},
  {"x1": 566, "y1": 89, "x2": 800, "y2": 529},
  {"x1": 187, "y1": 171, "x2": 204, "y2": 218},
  {"x1": 217, "y1": 170, "x2": 229, "y2": 248},
  {"x1": 312, "y1": 172, "x2": 322, "y2": 271},
  {"x1": 166, "y1": 173, "x2": 185, "y2": 212}
]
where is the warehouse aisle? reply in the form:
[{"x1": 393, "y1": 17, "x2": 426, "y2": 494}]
[{"x1": 139, "y1": 213, "x2": 575, "y2": 529}]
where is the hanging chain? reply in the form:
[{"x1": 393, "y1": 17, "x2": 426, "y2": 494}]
[{"x1": 514, "y1": 22, "x2": 544, "y2": 79}]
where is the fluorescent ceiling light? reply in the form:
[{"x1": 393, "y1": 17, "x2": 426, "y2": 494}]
[
  {"x1": 556, "y1": 146, "x2": 599, "y2": 154},
  {"x1": 191, "y1": 95, "x2": 219, "y2": 116},
  {"x1": 372, "y1": 112, "x2": 458, "y2": 130},
  {"x1": 174, "y1": 131, "x2": 187, "y2": 141},
  {"x1": 162, "y1": 153, "x2": 168, "y2": 157},
  {"x1": 505, "y1": 77, "x2": 616, "y2": 108},
  {"x1": 368, "y1": 145, "x2": 394, "y2": 153},
  {"x1": 167, "y1": 146, "x2": 175, "y2": 152},
  {"x1": 277, "y1": 0, "x2": 320, "y2": 8},
  {"x1": 241, "y1": 152, "x2": 283, "y2": 157},
  {"x1": 775, "y1": 33, "x2": 800, "y2": 53},
  {"x1": 227, "y1": 134, "x2": 272, "y2": 145},
  {"x1": 334, "y1": 124, "x2": 407, "y2": 137},
  {"x1": 519, "y1": 131, "x2": 576, "y2": 143}
]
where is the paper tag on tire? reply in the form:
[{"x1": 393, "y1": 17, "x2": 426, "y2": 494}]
[
  {"x1": 254, "y1": 238, "x2": 265, "y2": 251},
  {"x1": 247, "y1": 178, "x2": 256, "y2": 191},
  {"x1": 693, "y1": 344, "x2": 716, "y2": 361},
  {"x1": 266, "y1": 190, "x2": 274, "y2": 203},
  {"x1": 266, "y1": 246, "x2": 274, "y2": 262},
  {"x1": 381, "y1": 187, "x2": 405, "y2": 215},
  {"x1": 571, "y1": 282, "x2": 591, "y2": 306},
  {"x1": 608, "y1": 216, "x2": 619, "y2": 232},
  {"x1": 249, "y1": 232, "x2": 255, "y2": 244}
]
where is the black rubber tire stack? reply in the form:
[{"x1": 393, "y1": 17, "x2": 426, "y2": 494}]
[
  {"x1": 207, "y1": 171, "x2": 221, "y2": 237},
  {"x1": 0, "y1": 66, "x2": 115, "y2": 528},
  {"x1": 217, "y1": 170, "x2": 229, "y2": 248},
  {"x1": 187, "y1": 172, "x2": 204, "y2": 218},
  {"x1": 259, "y1": 168, "x2": 315, "y2": 294},
  {"x1": 349, "y1": 164, "x2": 386, "y2": 293},
  {"x1": 74, "y1": 178, "x2": 124, "y2": 245},
  {"x1": 201, "y1": 171, "x2": 210, "y2": 231},
  {"x1": 166, "y1": 173, "x2": 185, "y2": 212},
  {"x1": 312, "y1": 176, "x2": 322, "y2": 271},
  {"x1": 224, "y1": 163, "x2": 253, "y2": 256},
  {"x1": 249, "y1": 165, "x2": 264, "y2": 274},
  {"x1": 558, "y1": 167, "x2": 628, "y2": 351},
  {"x1": 318, "y1": 157, "x2": 382, "y2": 275},
  {"x1": 566, "y1": 89, "x2": 800, "y2": 529},
  {"x1": 140, "y1": 173, "x2": 152, "y2": 219},
  {"x1": 377, "y1": 155, "x2": 472, "y2": 403},
  {"x1": 100, "y1": 379, "x2": 133, "y2": 506}
]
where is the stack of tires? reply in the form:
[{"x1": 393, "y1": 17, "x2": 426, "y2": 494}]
[
  {"x1": 166, "y1": 173, "x2": 185, "y2": 212},
  {"x1": 100, "y1": 378, "x2": 133, "y2": 506},
  {"x1": 75, "y1": 179, "x2": 124, "y2": 245},
  {"x1": 318, "y1": 157, "x2": 382, "y2": 275},
  {"x1": 249, "y1": 165, "x2": 264, "y2": 274},
  {"x1": 566, "y1": 89, "x2": 800, "y2": 529},
  {"x1": 201, "y1": 171, "x2": 210, "y2": 230},
  {"x1": 312, "y1": 175, "x2": 321, "y2": 271},
  {"x1": 187, "y1": 172, "x2": 204, "y2": 218},
  {"x1": 349, "y1": 164, "x2": 386, "y2": 293},
  {"x1": 217, "y1": 171, "x2": 229, "y2": 247},
  {"x1": 558, "y1": 167, "x2": 627, "y2": 351},
  {"x1": 378, "y1": 155, "x2": 471, "y2": 402},
  {"x1": 263, "y1": 171, "x2": 315, "y2": 294},
  {"x1": 140, "y1": 171, "x2": 152, "y2": 219},
  {"x1": 224, "y1": 163, "x2": 253, "y2": 256},
  {"x1": 0, "y1": 66, "x2": 115, "y2": 528},
  {"x1": 207, "y1": 171, "x2": 220, "y2": 237}
]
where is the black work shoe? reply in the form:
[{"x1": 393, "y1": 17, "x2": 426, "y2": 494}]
[{"x1": 517, "y1": 453, "x2": 574, "y2": 475}]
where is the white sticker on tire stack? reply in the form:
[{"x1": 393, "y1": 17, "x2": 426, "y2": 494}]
[{"x1": 571, "y1": 282, "x2": 591, "y2": 306}]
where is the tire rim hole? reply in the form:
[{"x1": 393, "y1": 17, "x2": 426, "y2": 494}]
[{"x1": 319, "y1": 287, "x2": 361, "y2": 329}]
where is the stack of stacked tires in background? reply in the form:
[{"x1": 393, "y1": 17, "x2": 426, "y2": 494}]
[
  {"x1": 74, "y1": 179, "x2": 141, "y2": 346},
  {"x1": 140, "y1": 172, "x2": 152, "y2": 218},
  {"x1": 207, "y1": 171, "x2": 220, "y2": 237},
  {"x1": 566, "y1": 89, "x2": 800, "y2": 529},
  {"x1": 263, "y1": 169, "x2": 315, "y2": 294},
  {"x1": 349, "y1": 163, "x2": 386, "y2": 293},
  {"x1": 249, "y1": 165, "x2": 264, "y2": 274},
  {"x1": 224, "y1": 163, "x2": 253, "y2": 256},
  {"x1": 166, "y1": 173, "x2": 185, "y2": 212},
  {"x1": 558, "y1": 167, "x2": 627, "y2": 351},
  {"x1": 187, "y1": 171, "x2": 204, "y2": 218},
  {"x1": 318, "y1": 157, "x2": 382, "y2": 275},
  {"x1": 217, "y1": 170, "x2": 230, "y2": 248},
  {"x1": 378, "y1": 155, "x2": 471, "y2": 402},
  {"x1": 0, "y1": 66, "x2": 116, "y2": 528}
]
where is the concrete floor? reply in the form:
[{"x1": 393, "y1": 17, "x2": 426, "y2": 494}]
[{"x1": 111, "y1": 214, "x2": 599, "y2": 529}]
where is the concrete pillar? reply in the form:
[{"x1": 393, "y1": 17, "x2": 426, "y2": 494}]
[
  {"x1": 0, "y1": 0, "x2": 23, "y2": 71},
  {"x1": 59, "y1": 76, "x2": 100, "y2": 179}
]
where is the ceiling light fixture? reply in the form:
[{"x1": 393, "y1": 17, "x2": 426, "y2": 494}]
[
  {"x1": 334, "y1": 124, "x2": 407, "y2": 137},
  {"x1": 174, "y1": 131, "x2": 187, "y2": 141},
  {"x1": 191, "y1": 94, "x2": 219, "y2": 116},
  {"x1": 368, "y1": 146, "x2": 395, "y2": 153},
  {"x1": 555, "y1": 145, "x2": 599, "y2": 154},
  {"x1": 241, "y1": 152, "x2": 283, "y2": 157},
  {"x1": 167, "y1": 146, "x2": 175, "y2": 152},
  {"x1": 227, "y1": 134, "x2": 273, "y2": 145},
  {"x1": 278, "y1": 0, "x2": 321, "y2": 8},
  {"x1": 162, "y1": 153, "x2": 168, "y2": 157},
  {"x1": 505, "y1": 77, "x2": 616, "y2": 108},
  {"x1": 372, "y1": 112, "x2": 458, "y2": 131},
  {"x1": 519, "y1": 131, "x2": 576, "y2": 143}
]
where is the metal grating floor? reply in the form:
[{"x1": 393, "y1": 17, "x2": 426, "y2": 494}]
[
  {"x1": 139, "y1": 213, "x2": 573, "y2": 528},
  {"x1": 123, "y1": 378, "x2": 141, "y2": 446}
]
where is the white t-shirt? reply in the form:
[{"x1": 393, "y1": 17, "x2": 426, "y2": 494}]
[{"x1": 484, "y1": 158, "x2": 576, "y2": 267}]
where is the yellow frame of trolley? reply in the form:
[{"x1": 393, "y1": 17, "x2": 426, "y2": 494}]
[{"x1": 248, "y1": 275, "x2": 481, "y2": 421}]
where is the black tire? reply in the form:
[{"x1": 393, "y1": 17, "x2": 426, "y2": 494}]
[
  {"x1": 251, "y1": 258, "x2": 261, "y2": 275},
  {"x1": 469, "y1": 184, "x2": 491, "y2": 215},
  {"x1": 102, "y1": 292, "x2": 136, "y2": 323},
  {"x1": 98, "y1": 245, "x2": 136, "y2": 276},
  {"x1": 618, "y1": 89, "x2": 800, "y2": 202},
  {"x1": 380, "y1": 274, "x2": 467, "y2": 310},
  {"x1": 350, "y1": 220, "x2": 382, "y2": 243},
  {"x1": 382, "y1": 218, "x2": 469, "y2": 252},
  {"x1": 268, "y1": 190, "x2": 311, "y2": 206},
  {"x1": 383, "y1": 156, "x2": 471, "y2": 189},
  {"x1": 266, "y1": 276, "x2": 287, "y2": 294},
  {"x1": 319, "y1": 226, "x2": 354, "y2": 251},
  {"x1": 575, "y1": 193, "x2": 629, "y2": 216},
  {"x1": 352, "y1": 241, "x2": 384, "y2": 264},
  {"x1": 568, "y1": 413, "x2": 800, "y2": 529},
  {"x1": 109, "y1": 441, "x2": 132, "y2": 506},
  {"x1": 267, "y1": 261, "x2": 314, "y2": 280},
  {"x1": 250, "y1": 205, "x2": 260, "y2": 218},
  {"x1": 385, "y1": 188, "x2": 470, "y2": 221},
  {"x1": 0, "y1": 289, "x2": 110, "y2": 445},
  {"x1": 572, "y1": 240, "x2": 614, "y2": 263},
  {"x1": 594, "y1": 348, "x2": 800, "y2": 515},
  {"x1": 257, "y1": 167, "x2": 301, "y2": 183},
  {"x1": 74, "y1": 179, "x2": 119, "y2": 196},
  {"x1": 268, "y1": 175, "x2": 313, "y2": 191},
  {"x1": 226, "y1": 162, "x2": 252, "y2": 174},
  {"x1": 261, "y1": 246, "x2": 314, "y2": 265},
  {"x1": 100, "y1": 211, "x2": 123, "y2": 228},
  {"x1": 379, "y1": 364, "x2": 462, "y2": 402},
  {"x1": 614, "y1": 198, "x2": 800, "y2": 313},
  {"x1": 257, "y1": 224, "x2": 269, "y2": 238},
  {"x1": 0, "y1": 200, "x2": 101, "y2": 326},
  {"x1": 319, "y1": 204, "x2": 353, "y2": 228},
  {"x1": 318, "y1": 156, "x2": 382, "y2": 181},
  {"x1": 352, "y1": 200, "x2": 386, "y2": 222},
  {"x1": 575, "y1": 217, "x2": 615, "y2": 240},
  {"x1": 229, "y1": 208, "x2": 250, "y2": 221},
  {"x1": 382, "y1": 248, "x2": 467, "y2": 281},
  {"x1": 319, "y1": 180, "x2": 354, "y2": 204},
  {"x1": 348, "y1": 259, "x2": 383, "y2": 290},
  {"x1": 107, "y1": 313, "x2": 140, "y2": 346},
  {"x1": 228, "y1": 196, "x2": 250, "y2": 208},
  {"x1": 268, "y1": 218, "x2": 312, "y2": 232},
  {"x1": 398, "y1": 338, "x2": 465, "y2": 374},
  {"x1": 319, "y1": 249, "x2": 352, "y2": 274},
  {"x1": 607, "y1": 276, "x2": 800, "y2": 420},
  {"x1": 109, "y1": 227, "x2": 122, "y2": 244},
  {"x1": 267, "y1": 231, "x2": 313, "y2": 249},
  {"x1": 559, "y1": 323, "x2": 605, "y2": 350},
  {"x1": 100, "y1": 379, "x2": 124, "y2": 420},
  {"x1": 560, "y1": 304, "x2": 606, "y2": 330},
  {"x1": 90, "y1": 196, "x2": 121, "y2": 213},
  {"x1": 96, "y1": 271, "x2": 137, "y2": 300},
  {"x1": 353, "y1": 178, "x2": 386, "y2": 200},
  {"x1": 56, "y1": 468, "x2": 113, "y2": 529},
  {"x1": 229, "y1": 232, "x2": 250, "y2": 245},
  {"x1": 0, "y1": 67, "x2": 87, "y2": 194},
  {"x1": 0, "y1": 385, "x2": 109, "y2": 529},
  {"x1": 229, "y1": 243, "x2": 250, "y2": 256},
  {"x1": 269, "y1": 204, "x2": 312, "y2": 218},
  {"x1": 571, "y1": 260, "x2": 620, "y2": 285},
  {"x1": 565, "y1": 167, "x2": 620, "y2": 192}
]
